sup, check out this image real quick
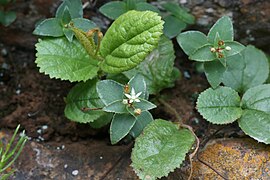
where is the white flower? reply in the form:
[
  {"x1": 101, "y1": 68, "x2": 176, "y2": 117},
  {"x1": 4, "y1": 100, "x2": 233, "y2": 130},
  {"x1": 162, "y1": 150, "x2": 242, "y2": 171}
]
[{"x1": 124, "y1": 88, "x2": 142, "y2": 103}]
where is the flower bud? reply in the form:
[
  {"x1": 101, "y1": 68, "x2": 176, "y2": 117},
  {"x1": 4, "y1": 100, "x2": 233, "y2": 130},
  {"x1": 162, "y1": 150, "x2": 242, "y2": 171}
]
[
  {"x1": 210, "y1": 47, "x2": 216, "y2": 52},
  {"x1": 122, "y1": 99, "x2": 128, "y2": 105},
  {"x1": 134, "y1": 108, "x2": 142, "y2": 115},
  {"x1": 124, "y1": 84, "x2": 130, "y2": 93},
  {"x1": 225, "y1": 46, "x2": 231, "y2": 51}
]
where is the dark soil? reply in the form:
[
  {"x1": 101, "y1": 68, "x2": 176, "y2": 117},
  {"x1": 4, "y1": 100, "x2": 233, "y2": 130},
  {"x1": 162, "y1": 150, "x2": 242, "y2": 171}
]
[{"x1": 0, "y1": 0, "x2": 260, "y2": 179}]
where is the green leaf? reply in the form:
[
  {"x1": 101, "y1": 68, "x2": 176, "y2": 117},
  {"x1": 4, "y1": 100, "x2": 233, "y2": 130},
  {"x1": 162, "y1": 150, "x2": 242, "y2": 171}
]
[
  {"x1": 96, "y1": 80, "x2": 124, "y2": 106},
  {"x1": 125, "y1": 0, "x2": 136, "y2": 10},
  {"x1": 61, "y1": 6, "x2": 71, "y2": 25},
  {"x1": 163, "y1": 15, "x2": 186, "y2": 39},
  {"x1": 134, "y1": 99, "x2": 156, "y2": 112},
  {"x1": 240, "y1": 84, "x2": 270, "y2": 144},
  {"x1": 124, "y1": 36, "x2": 180, "y2": 94},
  {"x1": 35, "y1": 37, "x2": 99, "y2": 82},
  {"x1": 99, "y1": 1, "x2": 127, "y2": 20},
  {"x1": 64, "y1": 79, "x2": 108, "y2": 123},
  {"x1": 106, "y1": 73, "x2": 129, "y2": 84},
  {"x1": 223, "y1": 41, "x2": 245, "y2": 57},
  {"x1": 128, "y1": 74, "x2": 148, "y2": 99},
  {"x1": 0, "y1": 10, "x2": 16, "y2": 27},
  {"x1": 177, "y1": 31, "x2": 208, "y2": 56},
  {"x1": 103, "y1": 100, "x2": 128, "y2": 113},
  {"x1": 204, "y1": 60, "x2": 226, "y2": 88},
  {"x1": 89, "y1": 113, "x2": 113, "y2": 129},
  {"x1": 110, "y1": 113, "x2": 136, "y2": 144},
  {"x1": 208, "y1": 16, "x2": 233, "y2": 44},
  {"x1": 56, "y1": 0, "x2": 83, "y2": 19},
  {"x1": 33, "y1": 18, "x2": 64, "y2": 37},
  {"x1": 100, "y1": 10, "x2": 164, "y2": 73},
  {"x1": 190, "y1": 44, "x2": 216, "y2": 62},
  {"x1": 70, "y1": 26, "x2": 97, "y2": 58},
  {"x1": 162, "y1": 2, "x2": 195, "y2": 24},
  {"x1": 241, "y1": 84, "x2": 270, "y2": 113},
  {"x1": 223, "y1": 46, "x2": 269, "y2": 93},
  {"x1": 196, "y1": 87, "x2": 242, "y2": 124},
  {"x1": 239, "y1": 110, "x2": 270, "y2": 144},
  {"x1": 131, "y1": 119, "x2": 195, "y2": 179},
  {"x1": 129, "y1": 111, "x2": 153, "y2": 138},
  {"x1": 63, "y1": 28, "x2": 74, "y2": 42},
  {"x1": 135, "y1": 2, "x2": 160, "y2": 13},
  {"x1": 71, "y1": 18, "x2": 97, "y2": 32},
  {"x1": 267, "y1": 56, "x2": 270, "y2": 83}
]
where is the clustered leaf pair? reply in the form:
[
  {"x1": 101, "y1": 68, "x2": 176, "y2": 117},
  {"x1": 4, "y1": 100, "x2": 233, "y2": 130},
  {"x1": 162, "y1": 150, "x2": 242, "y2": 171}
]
[{"x1": 178, "y1": 16, "x2": 270, "y2": 144}]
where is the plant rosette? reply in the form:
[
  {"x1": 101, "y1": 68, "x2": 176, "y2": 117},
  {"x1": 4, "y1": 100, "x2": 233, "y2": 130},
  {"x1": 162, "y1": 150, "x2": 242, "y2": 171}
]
[
  {"x1": 177, "y1": 16, "x2": 245, "y2": 88},
  {"x1": 97, "y1": 74, "x2": 156, "y2": 144}
]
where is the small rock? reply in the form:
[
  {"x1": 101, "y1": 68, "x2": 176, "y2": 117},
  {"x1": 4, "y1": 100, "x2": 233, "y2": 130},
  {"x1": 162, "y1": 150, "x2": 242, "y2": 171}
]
[
  {"x1": 37, "y1": 129, "x2": 42, "y2": 134},
  {"x1": 72, "y1": 170, "x2": 79, "y2": 176},
  {"x1": 183, "y1": 71, "x2": 191, "y2": 79},
  {"x1": 192, "y1": 138, "x2": 270, "y2": 179},
  {"x1": 1, "y1": 48, "x2": 8, "y2": 56},
  {"x1": 42, "y1": 125, "x2": 48, "y2": 130}
]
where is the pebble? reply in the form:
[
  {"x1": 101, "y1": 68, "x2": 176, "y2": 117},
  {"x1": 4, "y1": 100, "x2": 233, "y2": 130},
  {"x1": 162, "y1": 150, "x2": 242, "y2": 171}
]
[
  {"x1": 72, "y1": 170, "x2": 79, "y2": 176},
  {"x1": 37, "y1": 129, "x2": 42, "y2": 134},
  {"x1": 64, "y1": 164, "x2": 68, "y2": 169},
  {"x1": 41, "y1": 125, "x2": 48, "y2": 130}
]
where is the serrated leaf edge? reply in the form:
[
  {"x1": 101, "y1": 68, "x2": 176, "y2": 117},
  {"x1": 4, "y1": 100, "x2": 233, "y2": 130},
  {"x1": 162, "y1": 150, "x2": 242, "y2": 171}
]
[{"x1": 196, "y1": 87, "x2": 242, "y2": 124}]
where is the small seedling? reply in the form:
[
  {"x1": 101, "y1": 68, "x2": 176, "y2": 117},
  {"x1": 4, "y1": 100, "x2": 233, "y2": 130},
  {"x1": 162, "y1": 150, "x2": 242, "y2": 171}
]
[
  {"x1": 0, "y1": 0, "x2": 16, "y2": 27},
  {"x1": 177, "y1": 16, "x2": 245, "y2": 88},
  {"x1": 33, "y1": 0, "x2": 96, "y2": 42},
  {"x1": 178, "y1": 16, "x2": 270, "y2": 145},
  {"x1": 99, "y1": 0, "x2": 159, "y2": 20},
  {"x1": 0, "y1": 125, "x2": 27, "y2": 179},
  {"x1": 99, "y1": 0, "x2": 195, "y2": 38},
  {"x1": 161, "y1": 2, "x2": 195, "y2": 38}
]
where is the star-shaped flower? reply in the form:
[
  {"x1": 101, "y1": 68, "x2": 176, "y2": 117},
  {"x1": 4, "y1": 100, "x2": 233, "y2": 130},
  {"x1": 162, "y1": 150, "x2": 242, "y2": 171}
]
[{"x1": 124, "y1": 88, "x2": 142, "y2": 103}]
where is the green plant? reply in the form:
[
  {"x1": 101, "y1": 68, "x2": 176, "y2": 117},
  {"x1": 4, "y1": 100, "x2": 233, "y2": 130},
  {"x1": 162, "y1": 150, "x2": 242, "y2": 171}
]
[
  {"x1": 33, "y1": 0, "x2": 96, "y2": 42},
  {"x1": 0, "y1": 125, "x2": 27, "y2": 179},
  {"x1": 99, "y1": 0, "x2": 159, "y2": 20},
  {"x1": 0, "y1": 0, "x2": 16, "y2": 27},
  {"x1": 99, "y1": 0, "x2": 195, "y2": 38},
  {"x1": 178, "y1": 16, "x2": 270, "y2": 144},
  {"x1": 34, "y1": 0, "x2": 197, "y2": 178},
  {"x1": 161, "y1": 2, "x2": 195, "y2": 38}
]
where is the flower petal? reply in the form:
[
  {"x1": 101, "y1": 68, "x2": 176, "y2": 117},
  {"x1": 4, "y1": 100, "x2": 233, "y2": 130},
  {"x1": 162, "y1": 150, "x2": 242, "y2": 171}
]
[
  {"x1": 125, "y1": 93, "x2": 132, "y2": 99},
  {"x1": 135, "y1": 92, "x2": 142, "y2": 98}
]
